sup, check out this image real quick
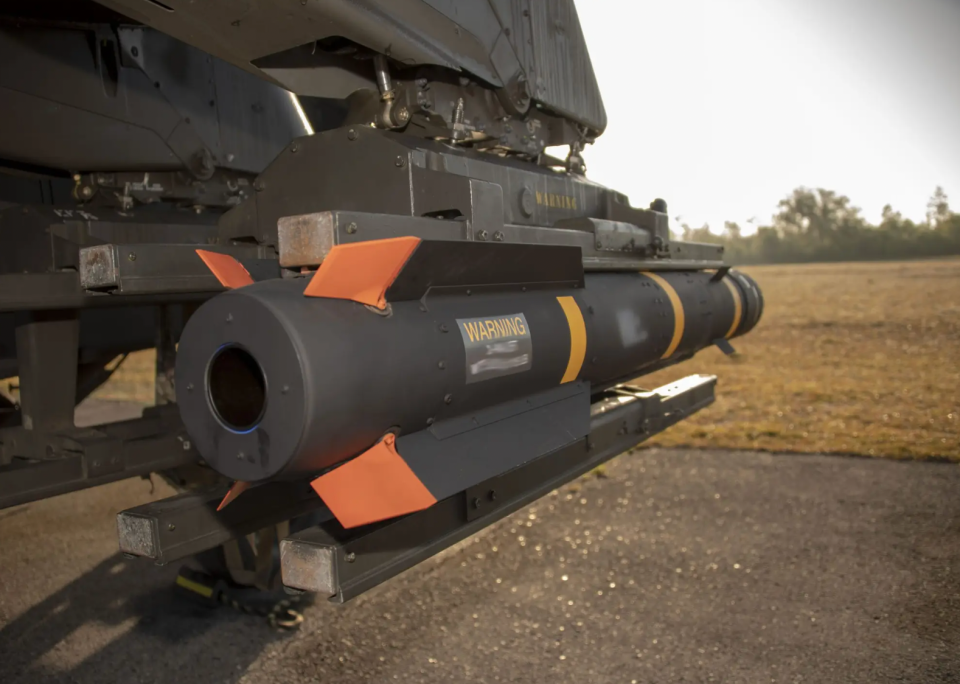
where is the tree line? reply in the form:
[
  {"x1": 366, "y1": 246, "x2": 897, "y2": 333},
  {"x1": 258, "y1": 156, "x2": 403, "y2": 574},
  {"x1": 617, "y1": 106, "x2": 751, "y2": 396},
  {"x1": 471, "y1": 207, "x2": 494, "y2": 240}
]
[{"x1": 674, "y1": 187, "x2": 960, "y2": 265}]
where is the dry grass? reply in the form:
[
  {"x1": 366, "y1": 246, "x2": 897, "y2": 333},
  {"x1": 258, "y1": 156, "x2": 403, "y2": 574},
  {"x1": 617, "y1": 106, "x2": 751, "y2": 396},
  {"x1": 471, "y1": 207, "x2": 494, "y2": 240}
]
[
  {"x1": 642, "y1": 258, "x2": 960, "y2": 459},
  {"x1": 5, "y1": 259, "x2": 957, "y2": 460}
]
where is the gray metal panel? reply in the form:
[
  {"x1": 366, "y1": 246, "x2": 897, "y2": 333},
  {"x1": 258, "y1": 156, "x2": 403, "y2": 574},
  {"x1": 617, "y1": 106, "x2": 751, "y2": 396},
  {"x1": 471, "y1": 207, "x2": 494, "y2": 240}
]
[
  {"x1": 0, "y1": 24, "x2": 305, "y2": 175},
  {"x1": 528, "y1": 0, "x2": 607, "y2": 132},
  {"x1": 95, "y1": 0, "x2": 606, "y2": 133},
  {"x1": 96, "y1": 0, "x2": 503, "y2": 86}
]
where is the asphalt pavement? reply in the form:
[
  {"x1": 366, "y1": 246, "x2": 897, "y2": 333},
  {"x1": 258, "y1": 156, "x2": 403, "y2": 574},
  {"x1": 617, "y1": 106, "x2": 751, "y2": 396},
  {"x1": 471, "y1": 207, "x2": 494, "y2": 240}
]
[{"x1": 1, "y1": 401, "x2": 959, "y2": 683}]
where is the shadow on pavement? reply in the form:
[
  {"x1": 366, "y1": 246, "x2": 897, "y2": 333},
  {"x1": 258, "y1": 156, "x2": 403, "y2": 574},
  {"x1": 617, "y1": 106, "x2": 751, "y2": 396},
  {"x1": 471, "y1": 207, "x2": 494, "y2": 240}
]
[{"x1": 0, "y1": 553, "x2": 292, "y2": 684}]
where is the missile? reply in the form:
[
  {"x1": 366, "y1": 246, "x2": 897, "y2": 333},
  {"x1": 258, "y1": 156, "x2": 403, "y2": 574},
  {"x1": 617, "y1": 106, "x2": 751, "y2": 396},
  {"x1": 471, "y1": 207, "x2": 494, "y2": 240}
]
[{"x1": 176, "y1": 237, "x2": 762, "y2": 527}]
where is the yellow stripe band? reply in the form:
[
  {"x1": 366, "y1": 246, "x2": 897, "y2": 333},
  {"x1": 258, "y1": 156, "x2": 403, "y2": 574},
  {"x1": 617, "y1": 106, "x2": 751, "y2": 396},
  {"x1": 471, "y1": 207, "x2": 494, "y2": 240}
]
[
  {"x1": 176, "y1": 574, "x2": 214, "y2": 598},
  {"x1": 556, "y1": 296, "x2": 587, "y2": 383},
  {"x1": 641, "y1": 272, "x2": 685, "y2": 358},
  {"x1": 722, "y1": 276, "x2": 743, "y2": 339}
]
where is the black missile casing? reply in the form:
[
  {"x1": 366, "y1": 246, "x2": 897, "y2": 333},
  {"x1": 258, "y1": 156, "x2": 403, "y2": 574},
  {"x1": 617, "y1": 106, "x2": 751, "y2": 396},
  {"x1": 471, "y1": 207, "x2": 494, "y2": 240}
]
[{"x1": 175, "y1": 246, "x2": 763, "y2": 486}]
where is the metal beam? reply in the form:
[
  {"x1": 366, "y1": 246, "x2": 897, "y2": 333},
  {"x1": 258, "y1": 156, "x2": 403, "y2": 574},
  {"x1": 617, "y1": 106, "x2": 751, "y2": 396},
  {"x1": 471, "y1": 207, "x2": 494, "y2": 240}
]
[{"x1": 280, "y1": 374, "x2": 717, "y2": 602}]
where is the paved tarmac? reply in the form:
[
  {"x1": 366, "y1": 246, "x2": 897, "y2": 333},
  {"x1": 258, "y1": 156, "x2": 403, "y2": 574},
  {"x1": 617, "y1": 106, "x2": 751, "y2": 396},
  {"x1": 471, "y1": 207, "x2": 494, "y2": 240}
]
[{"x1": 1, "y1": 401, "x2": 959, "y2": 683}]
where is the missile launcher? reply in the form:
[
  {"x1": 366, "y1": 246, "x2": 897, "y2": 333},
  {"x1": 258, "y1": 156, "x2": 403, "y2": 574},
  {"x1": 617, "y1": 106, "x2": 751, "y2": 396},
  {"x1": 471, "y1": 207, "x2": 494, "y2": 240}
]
[{"x1": 0, "y1": 0, "x2": 763, "y2": 600}]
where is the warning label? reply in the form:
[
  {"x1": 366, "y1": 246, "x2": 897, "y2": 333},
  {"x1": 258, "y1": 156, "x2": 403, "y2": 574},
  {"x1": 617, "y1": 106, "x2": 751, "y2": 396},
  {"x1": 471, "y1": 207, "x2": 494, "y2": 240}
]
[{"x1": 456, "y1": 313, "x2": 533, "y2": 384}]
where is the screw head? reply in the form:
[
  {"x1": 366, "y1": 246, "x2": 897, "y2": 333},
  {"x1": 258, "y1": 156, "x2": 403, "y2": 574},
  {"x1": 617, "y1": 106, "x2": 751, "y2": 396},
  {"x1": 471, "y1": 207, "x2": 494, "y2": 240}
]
[
  {"x1": 438, "y1": 361, "x2": 446, "y2": 369},
  {"x1": 395, "y1": 156, "x2": 406, "y2": 168},
  {"x1": 345, "y1": 552, "x2": 356, "y2": 563},
  {"x1": 488, "y1": 490, "x2": 497, "y2": 501},
  {"x1": 439, "y1": 323, "x2": 449, "y2": 333},
  {"x1": 127, "y1": 252, "x2": 136, "y2": 261},
  {"x1": 396, "y1": 106, "x2": 410, "y2": 123},
  {"x1": 444, "y1": 393, "x2": 454, "y2": 404},
  {"x1": 477, "y1": 230, "x2": 489, "y2": 241},
  {"x1": 493, "y1": 231, "x2": 504, "y2": 242},
  {"x1": 347, "y1": 129, "x2": 358, "y2": 140},
  {"x1": 346, "y1": 222, "x2": 358, "y2": 234},
  {"x1": 472, "y1": 497, "x2": 481, "y2": 509},
  {"x1": 168, "y1": 523, "x2": 176, "y2": 532},
  {"x1": 290, "y1": 142, "x2": 299, "y2": 153}
]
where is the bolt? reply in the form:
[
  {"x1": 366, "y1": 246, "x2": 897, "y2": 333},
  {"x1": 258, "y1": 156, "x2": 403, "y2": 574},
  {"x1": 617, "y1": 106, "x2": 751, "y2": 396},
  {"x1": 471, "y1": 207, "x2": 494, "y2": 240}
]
[
  {"x1": 345, "y1": 552, "x2": 356, "y2": 563},
  {"x1": 168, "y1": 523, "x2": 176, "y2": 532},
  {"x1": 438, "y1": 361, "x2": 446, "y2": 369},
  {"x1": 396, "y1": 106, "x2": 410, "y2": 123},
  {"x1": 472, "y1": 497, "x2": 481, "y2": 509},
  {"x1": 347, "y1": 128, "x2": 358, "y2": 141},
  {"x1": 395, "y1": 156, "x2": 406, "y2": 168},
  {"x1": 477, "y1": 230, "x2": 489, "y2": 241},
  {"x1": 493, "y1": 231, "x2": 504, "y2": 241},
  {"x1": 127, "y1": 252, "x2": 136, "y2": 261},
  {"x1": 346, "y1": 222, "x2": 358, "y2": 234},
  {"x1": 444, "y1": 393, "x2": 454, "y2": 404}
]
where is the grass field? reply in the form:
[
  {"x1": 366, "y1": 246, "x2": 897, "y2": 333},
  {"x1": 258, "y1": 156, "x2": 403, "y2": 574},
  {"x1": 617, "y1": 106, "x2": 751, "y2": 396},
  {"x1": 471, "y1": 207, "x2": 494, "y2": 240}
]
[
  {"x1": 642, "y1": 258, "x2": 960, "y2": 459},
  {"x1": 8, "y1": 258, "x2": 957, "y2": 460}
]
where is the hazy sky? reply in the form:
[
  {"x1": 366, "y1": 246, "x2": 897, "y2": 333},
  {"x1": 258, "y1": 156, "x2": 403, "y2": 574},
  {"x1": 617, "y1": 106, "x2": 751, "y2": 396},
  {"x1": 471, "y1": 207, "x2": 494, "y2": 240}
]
[{"x1": 573, "y1": 0, "x2": 960, "y2": 233}]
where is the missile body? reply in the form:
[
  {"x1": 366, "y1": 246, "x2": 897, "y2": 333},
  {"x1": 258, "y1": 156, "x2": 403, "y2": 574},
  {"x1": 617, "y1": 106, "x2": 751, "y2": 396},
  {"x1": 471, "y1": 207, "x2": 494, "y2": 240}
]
[{"x1": 176, "y1": 252, "x2": 762, "y2": 490}]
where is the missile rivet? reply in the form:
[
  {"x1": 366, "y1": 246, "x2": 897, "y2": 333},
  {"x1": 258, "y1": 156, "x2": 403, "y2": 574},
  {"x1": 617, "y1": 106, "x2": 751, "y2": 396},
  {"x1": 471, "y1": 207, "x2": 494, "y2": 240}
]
[
  {"x1": 438, "y1": 361, "x2": 446, "y2": 369},
  {"x1": 444, "y1": 394, "x2": 454, "y2": 404},
  {"x1": 345, "y1": 552, "x2": 356, "y2": 563},
  {"x1": 439, "y1": 323, "x2": 449, "y2": 332},
  {"x1": 346, "y1": 222, "x2": 358, "y2": 234},
  {"x1": 347, "y1": 129, "x2": 358, "y2": 140},
  {"x1": 168, "y1": 524, "x2": 176, "y2": 532},
  {"x1": 472, "y1": 497, "x2": 481, "y2": 509},
  {"x1": 226, "y1": 314, "x2": 233, "y2": 322},
  {"x1": 522, "y1": 286, "x2": 527, "y2": 292},
  {"x1": 466, "y1": 289, "x2": 472, "y2": 296}
]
